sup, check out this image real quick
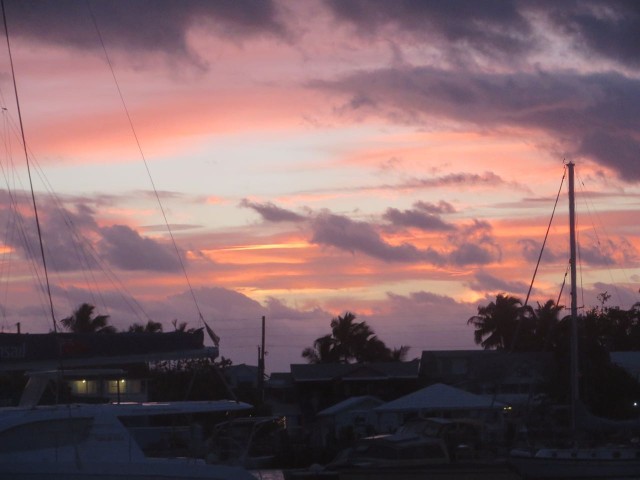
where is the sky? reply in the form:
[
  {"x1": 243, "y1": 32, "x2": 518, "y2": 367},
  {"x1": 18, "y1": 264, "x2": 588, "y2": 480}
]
[{"x1": 0, "y1": 0, "x2": 638, "y2": 373}]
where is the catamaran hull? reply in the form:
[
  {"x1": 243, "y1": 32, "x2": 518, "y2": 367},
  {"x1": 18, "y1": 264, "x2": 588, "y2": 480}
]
[{"x1": 0, "y1": 460, "x2": 258, "y2": 480}]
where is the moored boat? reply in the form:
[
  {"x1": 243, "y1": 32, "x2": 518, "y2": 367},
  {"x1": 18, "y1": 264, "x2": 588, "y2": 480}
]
[{"x1": 0, "y1": 397, "x2": 258, "y2": 480}]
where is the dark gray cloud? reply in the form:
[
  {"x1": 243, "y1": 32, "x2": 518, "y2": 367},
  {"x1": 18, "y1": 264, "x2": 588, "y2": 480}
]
[
  {"x1": 519, "y1": 238, "x2": 564, "y2": 264},
  {"x1": 240, "y1": 199, "x2": 306, "y2": 223},
  {"x1": 5, "y1": 0, "x2": 285, "y2": 60},
  {"x1": 578, "y1": 244, "x2": 615, "y2": 266},
  {"x1": 309, "y1": 211, "x2": 499, "y2": 266},
  {"x1": 449, "y1": 242, "x2": 497, "y2": 266},
  {"x1": 326, "y1": 1, "x2": 640, "y2": 68},
  {"x1": 0, "y1": 193, "x2": 186, "y2": 273},
  {"x1": 98, "y1": 224, "x2": 183, "y2": 271},
  {"x1": 316, "y1": 67, "x2": 640, "y2": 182},
  {"x1": 324, "y1": 0, "x2": 532, "y2": 62},
  {"x1": 400, "y1": 172, "x2": 512, "y2": 189},
  {"x1": 467, "y1": 270, "x2": 531, "y2": 296},
  {"x1": 0, "y1": 199, "x2": 101, "y2": 272},
  {"x1": 447, "y1": 220, "x2": 501, "y2": 266},
  {"x1": 543, "y1": 0, "x2": 640, "y2": 67},
  {"x1": 383, "y1": 201, "x2": 455, "y2": 231},
  {"x1": 310, "y1": 212, "x2": 443, "y2": 264},
  {"x1": 414, "y1": 200, "x2": 456, "y2": 215}
]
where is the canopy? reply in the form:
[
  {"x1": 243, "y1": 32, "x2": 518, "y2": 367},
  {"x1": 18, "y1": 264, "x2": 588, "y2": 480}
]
[{"x1": 374, "y1": 383, "x2": 503, "y2": 413}]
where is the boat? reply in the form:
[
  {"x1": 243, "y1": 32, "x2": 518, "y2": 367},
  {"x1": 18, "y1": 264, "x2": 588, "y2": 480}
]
[
  {"x1": 315, "y1": 417, "x2": 515, "y2": 479},
  {"x1": 507, "y1": 162, "x2": 640, "y2": 479},
  {"x1": 207, "y1": 415, "x2": 288, "y2": 469},
  {"x1": 327, "y1": 425, "x2": 451, "y2": 470},
  {"x1": 0, "y1": 369, "x2": 259, "y2": 480},
  {"x1": 0, "y1": 397, "x2": 259, "y2": 480}
]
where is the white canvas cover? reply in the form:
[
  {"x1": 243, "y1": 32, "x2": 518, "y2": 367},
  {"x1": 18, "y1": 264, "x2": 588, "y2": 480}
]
[{"x1": 374, "y1": 383, "x2": 504, "y2": 413}]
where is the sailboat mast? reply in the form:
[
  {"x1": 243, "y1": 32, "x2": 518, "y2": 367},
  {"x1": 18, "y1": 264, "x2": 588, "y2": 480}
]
[{"x1": 568, "y1": 162, "x2": 580, "y2": 434}]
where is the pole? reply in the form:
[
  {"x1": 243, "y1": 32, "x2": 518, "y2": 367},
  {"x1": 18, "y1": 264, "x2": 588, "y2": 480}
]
[
  {"x1": 258, "y1": 316, "x2": 265, "y2": 401},
  {"x1": 568, "y1": 162, "x2": 580, "y2": 435}
]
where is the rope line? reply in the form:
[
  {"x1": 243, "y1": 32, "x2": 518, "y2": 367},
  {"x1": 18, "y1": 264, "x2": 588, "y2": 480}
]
[
  {"x1": 1, "y1": 0, "x2": 58, "y2": 332},
  {"x1": 86, "y1": 1, "x2": 206, "y2": 325}
]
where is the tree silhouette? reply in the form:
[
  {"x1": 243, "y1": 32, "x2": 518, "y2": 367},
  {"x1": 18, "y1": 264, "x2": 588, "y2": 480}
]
[
  {"x1": 330, "y1": 312, "x2": 374, "y2": 362},
  {"x1": 302, "y1": 312, "x2": 410, "y2": 363},
  {"x1": 128, "y1": 320, "x2": 163, "y2": 333},
  {"x1": 302, "y1": 334, "x2": 337, "y2": 363},
  {"x1": 171, "y1": 318, "x2": 196, "y2": 333},
  {"x1": 389, "y1": 345, "x2": 411, "y2": 361},
  {"x1": 467, "y1": 294, "x2": 529, "y2": 350},
  {"x1": 60, "y1": 303, "x2": 116, "y2": 334},
  {"x1": 533, "y1": 299, "x2": 564, "y2": 350}
]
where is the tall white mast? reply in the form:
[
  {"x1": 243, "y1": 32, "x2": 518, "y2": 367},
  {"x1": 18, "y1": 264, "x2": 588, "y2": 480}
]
[{"x1": 568, "y1": 162, "x2": 580, "y2": 435}]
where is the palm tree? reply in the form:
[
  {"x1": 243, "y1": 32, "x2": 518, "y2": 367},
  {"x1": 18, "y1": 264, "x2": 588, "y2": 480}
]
[
  {"x1": 467, "y1": 294, "x2": 524, "y2": 350},
  {"x1": 534, "y1": 299, "x2": 563, "y2": 350},
  {"x1": 60, "y1": 303, "x2": 116, "y2": 334},
  {"x1": 171, "y1": 318, "x2": 195, "y2": 333},
  {"x1": 302, "y1": 312, "x2": 407, "y2": 363},
  {"x1": 389, "y1": 345, "x2": 411, "y2": 361},
  {"x1": 357, "y1": 335, "x2": 390, "y2": 362},
  {"x1": 330, "y1": 312, "x2": 375, "y2": 363},
  {"x1": 128, "y1": 320, "x2": 163, "y2": 333},
  {"x1": 302, "y1": 334, "x2": 337, "y2": 364}
]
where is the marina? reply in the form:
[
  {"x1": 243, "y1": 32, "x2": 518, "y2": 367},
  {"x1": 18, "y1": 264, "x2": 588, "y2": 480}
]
[{"x1": 0, "y1": 2, "x2": 639, "y2": 480}]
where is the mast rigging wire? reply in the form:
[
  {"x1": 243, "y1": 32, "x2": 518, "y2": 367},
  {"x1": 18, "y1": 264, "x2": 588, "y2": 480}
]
[
  {"x1": 1, "y1": 0, "x2": 58, "y2": 332},
  {"x1": 510, "y1": 164, "x2": 566, "y2": 352},
  {"x1": 0, "y1": 104, "x2": 153, "y2": 325},
  {"x1": 85, "y1": 1, "x2": 206, "y2": 326}
]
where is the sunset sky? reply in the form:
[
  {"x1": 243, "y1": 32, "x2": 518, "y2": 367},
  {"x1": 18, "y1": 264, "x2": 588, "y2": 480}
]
[{"x1": 0, "y1": 0, "x2": 638, "y2": 372}]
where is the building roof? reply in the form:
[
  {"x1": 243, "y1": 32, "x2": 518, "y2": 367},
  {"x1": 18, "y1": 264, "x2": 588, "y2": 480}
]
[
  {"x1": 290, "y1": 360, "x2": 420, "y2": 382},
  {"x1": 318, "y1": 395, "x2": 384, "y2": 416},
  {"x1": 374, "y1": 383, "x2": 504, "y2": 413}
]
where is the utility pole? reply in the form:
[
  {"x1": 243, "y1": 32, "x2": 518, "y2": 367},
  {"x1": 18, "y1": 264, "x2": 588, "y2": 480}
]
[{"x1": 257, "y1": 316, "x2": 266, "y2": 402}]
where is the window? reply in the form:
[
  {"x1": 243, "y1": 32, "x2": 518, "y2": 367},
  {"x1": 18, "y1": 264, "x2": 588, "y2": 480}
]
[
  {"x1": 107, "y1": 379, "x2": 142, "y2": 395},
  {"x1": 107, "y1": 379, "x2": 126, "y2": 395},
  {"x1": 69, "y1": 380, "x2": 98, "y2": 396}
]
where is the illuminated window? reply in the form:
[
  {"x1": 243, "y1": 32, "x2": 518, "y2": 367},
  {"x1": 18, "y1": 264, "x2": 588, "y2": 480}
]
[
  {"x1": 107, "y1": 379, "x2": 142, "y2": 395},
  {"x1": 107, "y1": 380, "x2": 123, "y2": 394},
  {"x1": 69, "y1": 380, "x2": 98, "y2": 395}
]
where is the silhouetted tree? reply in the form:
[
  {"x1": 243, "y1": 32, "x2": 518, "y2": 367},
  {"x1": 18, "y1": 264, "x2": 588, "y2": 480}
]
[
  {"x1": 302, "y1": 312, "x2": 410, "y2": 363},
  {"x1": 60, "y1": 303, "x2": 116, "y2": 334},
  {"x1": 171, "y1": 318, "x2": 196, "y2": 333},
  {"x1": 302, "y1": 334, "x2": 337, "y2": 363},
  {"x1": 389, "y1": 345, "x2": 411, "y2": 361},
  {"x1": 128, "y1": 320, "x2": 163, "y2": 333},
  {"x1": 533, "y1": 299, "x2": 564, "y2": 350},
  {"x1": 467, "y1": 294, "x2": 527, "y2": 350}
]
